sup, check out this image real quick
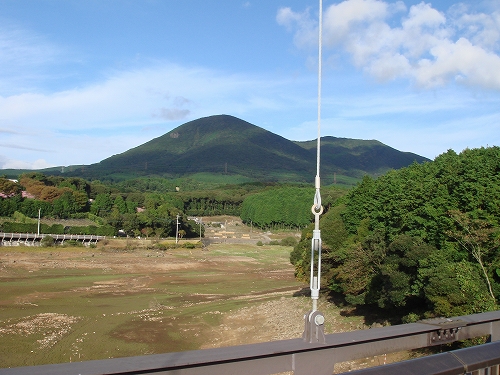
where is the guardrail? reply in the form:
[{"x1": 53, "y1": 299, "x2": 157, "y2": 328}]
[
  {"x1": 346, "y1": 340, "x2": 500, "y2": 375},
  {"x1": 1, "y1": 310, "x2": 499, "y2": 375},
  {"x1": 0, "y1": 232, "x2": 105, "y2": 246}
]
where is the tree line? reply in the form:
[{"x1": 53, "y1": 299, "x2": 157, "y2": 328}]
[
  {"x1": 1, "y1": 171, "x2": 343, "y2": 237},
  {"x1": 1, "y1": 174, "x2": 332, "y2": 238},
  {"x1": 291, "y1": 147, "x2": 500, "y2": 321},
  {"x1": 0, "y1": 173, "x2": 221, "y2": 238}
]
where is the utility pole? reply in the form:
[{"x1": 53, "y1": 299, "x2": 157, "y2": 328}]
[
  {"x1": 175, "y1": 214, "x2": 179, "y2": 244},
  {"x1": 37, "y1": 208, "x2": 41, "y2": 235}
]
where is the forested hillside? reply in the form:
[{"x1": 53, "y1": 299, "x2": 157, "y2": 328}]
[
  {"x1": 291, "y1": 147, "x2": 500, "y2": 321},
  {"x1": 0, "y1": 173, "x2": 258, "y2": 238},
  {"x1": 1, "y1": 172, "x2": 341, "y2": 238}
]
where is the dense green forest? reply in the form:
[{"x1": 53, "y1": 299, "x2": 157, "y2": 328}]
[
  {"x1": 240, "y1": 186, "x2": 347, "y2": 230},
  {"x1": 0, "y1": 173, "x2": 326, "y2": 238},
  {"x1": 0, "y1": 172, "x2": 242, "y2": 237},
  {"x1": 291, "y1": 147, "x2": 500, "y2": 321}
]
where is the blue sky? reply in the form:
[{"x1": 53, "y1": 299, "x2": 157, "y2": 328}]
[{"x1": 0, "y1": 0, "x2": 499, "y2": 170}]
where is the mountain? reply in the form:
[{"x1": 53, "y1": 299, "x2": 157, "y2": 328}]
[
  {"x1": 37, "y1": 115, "x2": 431, "y2": 183},
  {"x1": 296, "y1": 136, "x2": 429, "y2": 177}
]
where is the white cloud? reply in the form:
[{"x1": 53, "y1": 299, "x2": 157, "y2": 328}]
[
  {"x1": 277, "y1": 7, "x2": 317, "y2": 49},
  {"x1": 157, "y1": 108, "x2": 191, "y2": 121},
  {"x1": 19, "y1": 62, "x2": 309, "y2": 135},
  {"x1": 0, "y1": 156, "x2": 54, "y2": 170},
  {"x1": 402, "y1": 2, "x2": 446, "y2": 30},
  {"x1": 278, "y1": 0, "x2": 500, "y2": 90},
  {"x1": 0, "y1": 62, "x2": 310, "y2": 167},
  {"x1": 0, "y1": 25, "x2": 59, "y2": 68},
  {"x1": 0, "y1": 24, "x2": 69, "y2": 95},
  {"x1": 416, "y1": 37, "x2": 500, "y2": 88},
  {"x1": 0, "y1": 64, "x2": 272, "y2": 133},
  {"x1": 451, "y1": 4, "x2": 500, "y2": 50},
  {"x1": 323, "y1": 0, "x2": 391, "y2": 45}
]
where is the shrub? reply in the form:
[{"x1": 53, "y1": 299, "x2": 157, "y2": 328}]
[
  {"x1": 280, "y1": 236, "x2": 298, "y2": 246},
  {"x1": 3, "y1": 222, "x2": 37, "y2": 233},
  {"x1": 155, "y1": 243, "x2": 168, "y2": 251},
  {"x1": 13, "y1": 211, "x2": 36, "y2": 224},
  {"x1": 402, "y1": 313, "x2": 420, "y2": 324},
  {"x1": 41, "y1": 235, "x2": 55, "y2": 247},
  {"x1": 47, "y1": 224, "x2": 64, "y2": 234}
]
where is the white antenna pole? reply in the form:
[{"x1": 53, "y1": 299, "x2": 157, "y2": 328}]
[
  {"x1": 316, "y1": 0, "x2": 323, "y2": 181},
  {"x1": 303, "y1": 0, "x2": 325, "y2": 344},
  {"x1": 311, "y1": 0, "x2": 323, "y2": 313},
  {"x1": 37, "y1": 208, "x2": 41, "y2": 235}
]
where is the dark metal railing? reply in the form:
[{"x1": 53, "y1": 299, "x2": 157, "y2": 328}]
[
  {"x1": 1, "y1": 310, "x2": 499, "y2": 375},
  {"x1": 345, "y1": 341, "x2": 500, "y2": 375}
]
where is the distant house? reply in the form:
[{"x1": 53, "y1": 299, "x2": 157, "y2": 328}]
[
  {"x1": 21, "y1": 191, "x2": 36, "y2": 199},
  {"x1": 0, "y1": 179, "x2": 20, "y2": 198}
]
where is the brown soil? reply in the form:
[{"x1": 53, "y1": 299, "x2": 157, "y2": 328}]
[{"x1": 200, "y1": 296, "x2": 410, "y2": 373}]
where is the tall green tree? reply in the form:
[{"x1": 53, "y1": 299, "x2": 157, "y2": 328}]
[
  {"x1": 113, "y1": 195, "x2": 127, "y2": 214},
  {"x1": 291, "y1": 147, "x2": 500, "y2": 320},
  {"x1": 447, "y1": 210, "x2": 499, "y2": 302},
  {"x1": 90, "y1": 193, "x2": 113, "y2": 216}
]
